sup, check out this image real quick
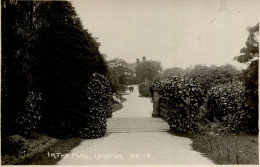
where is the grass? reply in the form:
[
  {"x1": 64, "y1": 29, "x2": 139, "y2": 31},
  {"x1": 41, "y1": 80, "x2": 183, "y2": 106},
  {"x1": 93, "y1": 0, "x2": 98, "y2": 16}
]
[
  {"x1": 191, "y1": 133, "x2": 259, "y2": 164},
  {"x1": 112, "y1": 103, "x2": 124, "y2": 112},
  {"x1": 25, "y1": 137, "x2": 82, "y2": 165},
  {"x1": 112, "y1": 93, "x2": 127, "y2": 113},
  {"x1": 1, "y1": 133, "x2": 82, "y2": 165}
]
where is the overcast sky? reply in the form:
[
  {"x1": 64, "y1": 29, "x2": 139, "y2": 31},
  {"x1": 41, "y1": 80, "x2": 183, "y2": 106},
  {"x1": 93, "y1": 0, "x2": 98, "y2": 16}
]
[{"x1": 71, "y1": 0, "x2": 259, "y2": 69}]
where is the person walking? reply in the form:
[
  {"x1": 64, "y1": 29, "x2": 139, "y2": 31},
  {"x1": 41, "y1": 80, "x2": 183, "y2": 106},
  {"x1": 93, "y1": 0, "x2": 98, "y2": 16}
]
[{"x1": 129, "y1": 85, "x2": 132, "y2": 93}]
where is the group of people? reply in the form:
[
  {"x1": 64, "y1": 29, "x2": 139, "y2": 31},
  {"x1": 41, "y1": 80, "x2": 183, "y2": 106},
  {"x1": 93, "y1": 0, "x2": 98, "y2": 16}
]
[{"x1": 129, "y1": 85, "x2": 134, "y2": 93}]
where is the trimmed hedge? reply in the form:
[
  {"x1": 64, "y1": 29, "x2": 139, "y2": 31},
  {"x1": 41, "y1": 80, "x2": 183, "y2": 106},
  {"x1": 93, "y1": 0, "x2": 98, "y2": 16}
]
[
  {"x1": 138, "y1": 83, "x2": 152, "y2": 97},
  {"x1": 79, "y1": 73, "x2": 112, "y2": 138},
  {"x1": 207, "y1": 81, "x2": 257, "y2": 133},
  {"x1": 151, "y1": 76, "x2": 204, "y2": 132}
]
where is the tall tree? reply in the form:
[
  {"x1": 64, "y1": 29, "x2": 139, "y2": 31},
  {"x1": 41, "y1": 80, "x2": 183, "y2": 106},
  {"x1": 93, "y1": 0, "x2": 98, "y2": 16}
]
[
  {"x1": 136, "y1": 60, "x2": 162, "y2": 83},
  {"x1": 1, "y1": 0, "x2": 40, "y2": 136},
  {"x1": 234, "y1": 23, "x2": 259, "y2": 107},
  {"x1": 2, "y1": 0, "x2": 110, "y2": 137},
  {"x1": 33, "y1": 1, "x2": 109, "y2": 136},
  {"x1": 234, "y1": 23, "x2": 259, "y2": 132}
]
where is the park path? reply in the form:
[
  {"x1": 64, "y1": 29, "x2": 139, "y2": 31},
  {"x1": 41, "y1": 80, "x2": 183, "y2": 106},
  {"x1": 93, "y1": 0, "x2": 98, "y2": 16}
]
[{"x1": 58, "y1": 85, "x2": 214, "y2": 165}]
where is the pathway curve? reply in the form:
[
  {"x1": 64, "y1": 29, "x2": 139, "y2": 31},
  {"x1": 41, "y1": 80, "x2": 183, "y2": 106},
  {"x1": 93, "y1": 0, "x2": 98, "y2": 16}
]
[
  {"x1": 58, "y1": 85, "x2": 214, "y2": 165},
  {"x1": 113, "y1": 85, "x2": 152, "y2": 118}
]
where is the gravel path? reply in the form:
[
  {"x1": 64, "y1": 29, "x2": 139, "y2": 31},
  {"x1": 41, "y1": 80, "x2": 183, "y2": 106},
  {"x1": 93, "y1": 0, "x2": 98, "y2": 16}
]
[
  {"x1": 113, "y1": 85, "x2": 152, "y2": 118},
  {"x1": 57, "y1": 85, "x2": 214, "y2": 165}
]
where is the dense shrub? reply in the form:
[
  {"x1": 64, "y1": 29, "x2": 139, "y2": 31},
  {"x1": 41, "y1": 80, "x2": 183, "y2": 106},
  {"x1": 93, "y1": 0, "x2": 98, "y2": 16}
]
[
  {"x1": 2, "y1": 1, "x2": 111, "y2": 139},
  {"x1": 2, "y1": 135, "x2": 29, "y2": 155},
  {"x1": 207, "y1": 81, "x2": 257, "y2": 133},
  {"x1": 186, "y1": 64, "x2": 241, "y2": 93},
  {"x1": 138, "y1": 83, "x2": 152, "y2": 97},
  {"x1": 108, "y1": 72, "x2": 120, "y2": 93},
  {"x1": 126, "y1": 76, "x2": 139, "y2": 85},
  {"x1": 15, "y1": 91, "x2": 42, "y2": 135},
  {"x1": 151, "y1": 76, "x2": 204, "y2": 132},
  {"x1": 79, "y1": 73, "x2": 112, "y2": 138},
  {"x1": 119, "y1": 83, "x2": 126, "y2": 92}
]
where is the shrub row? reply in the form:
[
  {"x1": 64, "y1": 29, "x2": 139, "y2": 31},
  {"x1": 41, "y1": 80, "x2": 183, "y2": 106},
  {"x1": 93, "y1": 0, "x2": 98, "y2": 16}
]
[
  {"x1": 138, "y1": 83, "x2": 152, "y2": 97},
  {"x1": 152, "y1": 76, "x2": 257, "y2": 134},
  {"x1": 79, "y1": 73, "x2": 112, "y2": 138},
  {"x1": 207, "y1": 81, "x2": 257, "y2": 133},
  {"x1": 151, "y1": 76, "x2": 204, "y2": 132}
]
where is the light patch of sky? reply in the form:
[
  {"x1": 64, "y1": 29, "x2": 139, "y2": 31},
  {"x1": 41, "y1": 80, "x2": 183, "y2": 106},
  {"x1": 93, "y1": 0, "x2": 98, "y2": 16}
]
[{"x1": 70, "y1": 0, "x2": 259, "y2": 69}]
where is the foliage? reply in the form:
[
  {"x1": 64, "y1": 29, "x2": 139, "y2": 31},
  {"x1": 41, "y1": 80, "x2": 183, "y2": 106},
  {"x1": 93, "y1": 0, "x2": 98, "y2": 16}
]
[
  {"x1": 186, "y1": 64, "x2": 241, "y2": 93},
  {"x1": 151, "y1": 76, "x2": 204, "y2": 132},
  {"x1": 234, "y1": 23, "x2": 259, "y2": 132},
  {"x1": 120, "y1": 84, "x2": 128, "y2": 92},
  {"x1": 207, "y1": 82, "x2": 257, "y2": 133},
  {"x1": 108, "y1": 67, "x2": 120, "y2": 93},
  {"x1": 153, "y1": 67, "x2": 184, "y2": 82},
  {"x1": 2, "y1": 135, "x2": 29, "y2": 155},
  {"x1": 79, "y1": 73, "x2": 112, "y2": 138},
  {"x1": 136, "y1": 60, "x2": 162, "y2": 82},
  {"x1": 234, "y1": 23, "x2": 259, "y2": 64},
  {"x1": 138, "y1": 83, "x2": 152, "y2": 97},
  {"x1": 15, "y1": 92, "x2": 42, "y2": 135},
  {"x1": 1, "y1": 0, "x2": 40, "y2": 137},
  {"x1": 240, "y1": 60, "x2": 258, "y2": 107},
  {"x1": 126, "y1": 76, "x2": 139, "y2": 85},
  {"x1": 108, "y1": 58, "x2": 128, "y2": 77},
  {"x1": 34, "y1": 2, "x2": 110, "y2": 138},
  {"x1": 108, "y1": 58, "x2": 127, "y2": 69},
  {"x1": 2, "y1": 1, "x2": 110, "y2": 138}
]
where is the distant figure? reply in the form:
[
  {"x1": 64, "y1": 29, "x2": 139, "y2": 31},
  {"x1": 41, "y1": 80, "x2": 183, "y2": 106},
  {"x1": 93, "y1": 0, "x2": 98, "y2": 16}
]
[
  {"x1": 129, "y1": 85, "x2": 133, "y2": 93},
  {"x1": 132, "y1": 85, "x2": 134, "y2": 93}
]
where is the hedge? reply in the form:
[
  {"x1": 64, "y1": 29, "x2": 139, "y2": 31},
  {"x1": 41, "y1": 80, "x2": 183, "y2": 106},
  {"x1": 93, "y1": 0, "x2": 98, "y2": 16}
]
[
  {"x1": 138, "y1": 83, "x2": 152, "y2": 97},
  {"x1": 207, "y1": 81, "x2": 257, "y2": 133},
  {"x1": 15, "y1": 91, "x2": 42, "y2": 136},
  {"x1": 151, "y1": 76, "x2": 204, "y2": 132},
  {"x1": 79, "y1": 73, "x2": 112, "y2": 138}
]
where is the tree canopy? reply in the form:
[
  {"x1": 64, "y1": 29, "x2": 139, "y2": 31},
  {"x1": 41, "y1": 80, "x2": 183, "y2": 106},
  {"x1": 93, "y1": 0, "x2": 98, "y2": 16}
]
[
  {"x1": 135, "y1": 60, "x2": 162, "y2": 82},
  {"x1": 2, "y1": 0, "x2": 110, "y2": 137},
  {"x1": 234, "y1": 23, "x2": 259, "y2": 109}
]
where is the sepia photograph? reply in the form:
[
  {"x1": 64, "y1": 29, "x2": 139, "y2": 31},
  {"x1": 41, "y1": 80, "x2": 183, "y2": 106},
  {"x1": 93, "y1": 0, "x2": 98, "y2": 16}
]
[{"x1": 1, "y1": 0, "x2": 259, "y2": 165}]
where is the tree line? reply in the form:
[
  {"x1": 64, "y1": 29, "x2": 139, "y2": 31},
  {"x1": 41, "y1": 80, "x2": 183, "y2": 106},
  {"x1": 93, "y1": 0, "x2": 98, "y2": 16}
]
[{"x1": 2, "y1": 0, "x2": 111, "y2": 138}]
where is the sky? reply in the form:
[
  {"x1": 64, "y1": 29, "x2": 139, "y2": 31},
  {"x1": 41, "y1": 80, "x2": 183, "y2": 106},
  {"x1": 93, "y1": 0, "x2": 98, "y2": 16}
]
[{"x1": 71, "y1": 0, "x2": 259, "y2": 69}]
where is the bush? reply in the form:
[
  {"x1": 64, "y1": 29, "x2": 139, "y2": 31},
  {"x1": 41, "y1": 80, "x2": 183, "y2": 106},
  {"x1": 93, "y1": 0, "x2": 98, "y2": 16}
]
[
  {"x1": 186, "y1": 64, "x2": 241, "y2": 93},
  {"x1": 15, "y1": 91, "x2": 42, "y2": 136},
  {"x1": 207, "y1": 81, "x2": 257, "y2": 133},
  {"x1": 79, "y1": 73, "x2": 112, "y2": 138},
  {"x1": 119, "y1": 84, "x2": 128, "y2": 92},
  {"x1": 151, "y1": 76, "x2": 204, "y2": 132},
  {"x1": 2, "y1": 135, "x2": 29, "y2": 155},
  {"x1": 138, "y1": 83, "x2": 152, "y2": 97}
]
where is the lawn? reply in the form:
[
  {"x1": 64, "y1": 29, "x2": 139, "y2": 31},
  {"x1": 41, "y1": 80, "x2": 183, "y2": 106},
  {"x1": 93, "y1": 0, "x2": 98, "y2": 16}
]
[
  {"x1": 1, "y1": 133, "x2": 82, "y2": 165},
  {"x1": 191, "y1": 133, "x2": 258, "y2": 164}
]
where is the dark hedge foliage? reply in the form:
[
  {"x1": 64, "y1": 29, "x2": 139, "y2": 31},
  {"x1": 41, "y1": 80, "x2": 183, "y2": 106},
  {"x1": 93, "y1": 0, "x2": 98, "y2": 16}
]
[
  {"x1": 138, "y1": 83, "x2": 152, "y2": 97},
  {"x1": 151, "y1": 76, "x2": 204, "y2": 132},
  {"x1": 2, "y1": 135, "x2": 29, "y2": 155},
  {"x1": 15, "y1": 92, "x2": 42, "y2": 136},
  {"x1": 2, "y1": 1, "x2": 111, "y2": 138},
  {"x1": 207, "y1": 82, "x2": 258, "y2": 133},
  {"x1": 79, "y1": 73, "x2": 112, "y2": 138}
]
